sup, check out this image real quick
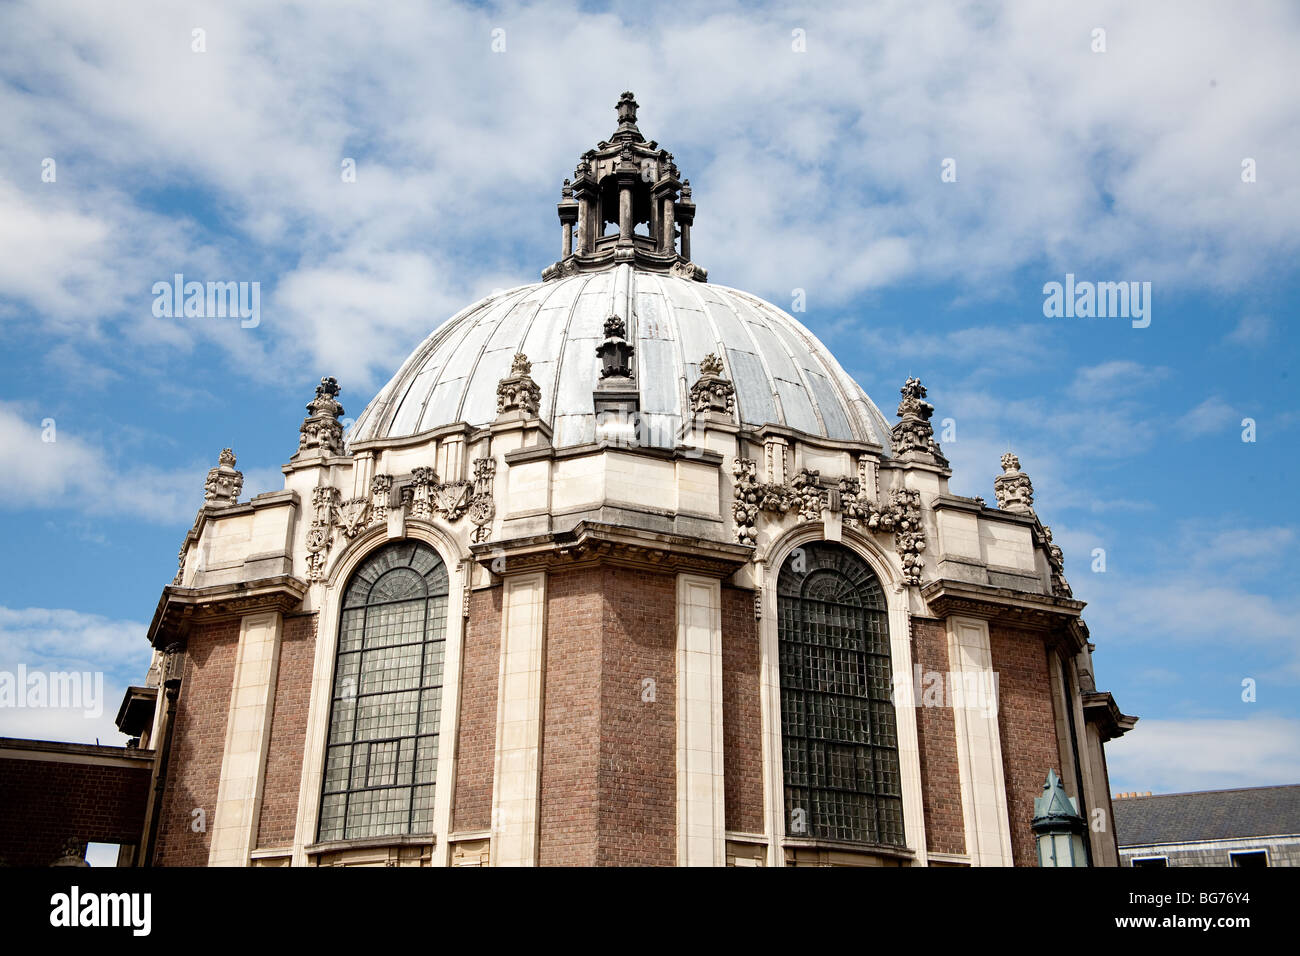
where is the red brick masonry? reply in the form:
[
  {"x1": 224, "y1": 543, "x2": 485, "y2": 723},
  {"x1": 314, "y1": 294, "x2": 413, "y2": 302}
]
[
  {"x1": 154, "y1": 618, "x2": 239, "y2": 866},
  {"x1": 255, "y1": 612, "x2": 317, "y2": 848},
  {"x1": 989, "y1": 625, "x2": 1061, "y2": 866},
  {"x1": 0, "y1": 743, "x2": 152, "y2": 866}
]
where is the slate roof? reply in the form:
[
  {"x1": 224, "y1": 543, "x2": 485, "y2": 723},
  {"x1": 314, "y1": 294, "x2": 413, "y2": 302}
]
[{"x1": 1114, "y1": 785, "x2": 1300, "y2": 847}]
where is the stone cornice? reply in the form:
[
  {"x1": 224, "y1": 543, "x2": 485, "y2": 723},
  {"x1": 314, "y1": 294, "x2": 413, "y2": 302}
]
[
  {"x1": 0, "y1": 737, "x2": 155, "y2": 769},
  {"x1": 879, "y1": 457, "x2": 953, "y2": 478},
  {"x1": 503, "y1": 439, "x2": 724, "y2": 467},
  {"x1": 930, "y1": 493, "x2": 1037, "y2": 526},
  {"x1": 742, "y1": 422, "x2": 885, "y2": 458},
  {"x1": 146, "y1": 574, "x2": 308, "y2": 650},
  {"x1": 921, "y1": 578, "x2": 1089, "y2": 652},
  {"x1": 470, "y1": 520, "x2": 751, "y2": 578},
  {"x1": 1083, "y1": 690, "x2": 1139, "y2": 742},
  {"x1": 342, "y1": 420, "x2": 490, "y2": 456}
]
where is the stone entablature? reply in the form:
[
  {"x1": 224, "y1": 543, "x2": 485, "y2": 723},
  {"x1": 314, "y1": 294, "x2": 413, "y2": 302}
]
[{"x1": 173, "y1": 371, "x2": 1078, "y2": 633}]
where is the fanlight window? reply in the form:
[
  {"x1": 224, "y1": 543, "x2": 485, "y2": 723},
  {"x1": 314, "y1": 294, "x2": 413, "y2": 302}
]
[
  {"x1": 318, "y1": 540, "x2": 448, "y2": 842},
  {"x1": 778, "y1": 542, "x2": 904, "y2": 846}
]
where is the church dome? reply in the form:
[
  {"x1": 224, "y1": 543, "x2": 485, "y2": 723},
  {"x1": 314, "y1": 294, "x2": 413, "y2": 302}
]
[
  {"x1": 348, "y1": 265, "x2": 892, "y2": 451},
  {"x1": 349, "y1": 92, "x2": 893, "y2": 452}
]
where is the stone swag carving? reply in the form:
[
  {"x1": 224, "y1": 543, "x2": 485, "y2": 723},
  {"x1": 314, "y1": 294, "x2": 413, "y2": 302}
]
[
  {"x1": 732, "y1": 458, "x2": 927, "y2": 586},
  {"x1": 303, "y1": 461, "x2": 496, "y2": 582}
]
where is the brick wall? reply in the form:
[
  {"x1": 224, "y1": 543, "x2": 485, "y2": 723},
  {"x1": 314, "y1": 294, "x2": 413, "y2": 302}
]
[
  {"x1": 153, "y1": 618, "x2": 240, "y2": 866},
  {"x1": 452, "y1": 585, "x2": 500, "y2": 832},
  {"x1": 538, "y1": 569, "x2": 603, "y2": 865},
  {"x1": 596, "y1": 568, "x2": 675, "y2": 866},
  {"x1": 721, "y1": 585, "x2": 762, "y2": 835},
  {"x1": 912, "y1": 618, "x2": 965, "y2": 856},
  {"x1": 0, "y1": 753, "x2": 151, "y2": 866},
  {"x1": 535, "y1": 567, "x2": 677, "y2": 865},
  {"x1": 989, "y1": 625, "x2": 1060, "y2": 866},
  {"x1": 255, "y1": 612, "x2": 317, "y2": 848}
]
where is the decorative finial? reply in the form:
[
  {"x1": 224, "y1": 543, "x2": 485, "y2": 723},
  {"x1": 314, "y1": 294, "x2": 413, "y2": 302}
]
[
  {"x1": 497, "y1": 352, "x2": 541, "y2": 419},
  {"x1": 689, "y1": 353, "x2": 736, "y2": 417},
  {"x1": 891, "y1": 376, "x2": 945, "y2": 463},
  {"x1": 204, "y1": 448, "x2": 243, "y2": 507},
  {"x1": 293, "y1": 376, "x2": 346, "y2": 460},
  {"x1": 993, "y1": 452, "x2": 1035, "y2": 514},
  {"x1": 616, "y1": 91, "x2": 639, "y2": 126},
  {"x1": 596, "y1": 315, "x2": 633, "y2": 379}
]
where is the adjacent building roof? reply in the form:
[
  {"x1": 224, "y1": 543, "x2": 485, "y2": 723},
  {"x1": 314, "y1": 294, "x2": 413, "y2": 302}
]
[
  {"x1": 1114, "y1": 784, "x2": 1300, "y2": 846},
  {"x1": 348, "y1": 264, "x2": 893, "y2": 451}
]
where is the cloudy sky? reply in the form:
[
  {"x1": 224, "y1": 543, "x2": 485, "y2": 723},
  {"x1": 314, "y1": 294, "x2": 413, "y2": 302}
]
[{"x1": 1, "y1": 0, "x2": 1297, "y2": 795}]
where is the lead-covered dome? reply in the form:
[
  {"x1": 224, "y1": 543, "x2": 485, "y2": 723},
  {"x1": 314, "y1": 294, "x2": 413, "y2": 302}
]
[
  {"x1": 350, "y1": 93, "x2": 892, "y2": 453},
  {"x1": 349, "y1": 264, "x2": 892, "y2": 451}
]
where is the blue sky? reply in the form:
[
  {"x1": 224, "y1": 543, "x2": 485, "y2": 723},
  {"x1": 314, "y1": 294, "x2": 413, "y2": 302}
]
[{"x1": 0, "y1": 0, "x2": 1297, "y2": 794}]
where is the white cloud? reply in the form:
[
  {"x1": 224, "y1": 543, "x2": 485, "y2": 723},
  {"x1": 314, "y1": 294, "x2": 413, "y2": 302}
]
[
  {"x1": 1106, "y1": 716, "x2": 1300, "y2": 793},
  {"x1": 1174, "y1": 395, "x2": 1236, "y2": 437},
  {"x1": 2, "y1": 0, "x2": 1299, "y2": 394},
  {"x1": 1067, "y1": 360, "x2": 1169, "y2": 403},
  {"x1": 0, "y1": 605, "x2": 153, "y2": 745},
  {"x1": 0, "y1": 401, "x2": 207, "y2": 524},
  {"x1": 1224, "y1": 315, "x2": 1273, "y2": 347}
]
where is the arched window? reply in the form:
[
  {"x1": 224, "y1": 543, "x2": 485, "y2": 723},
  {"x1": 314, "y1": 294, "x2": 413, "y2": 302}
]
[
  {"x1": 318, "y1": 540, "x2": 449, "y2": 842},
  {"x1": 778, "y1": 542, "x2": 904, "y2": 846}
]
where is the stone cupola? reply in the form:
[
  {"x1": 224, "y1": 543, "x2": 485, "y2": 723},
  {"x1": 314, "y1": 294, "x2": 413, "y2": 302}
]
[{"x1": 543, "y1": 92, "x2": 706, "y2": 282}]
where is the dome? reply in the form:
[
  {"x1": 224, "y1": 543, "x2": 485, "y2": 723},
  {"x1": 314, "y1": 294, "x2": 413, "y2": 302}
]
[{"x1": 348, "y1": 263, "x2": 893, "y2": 452}]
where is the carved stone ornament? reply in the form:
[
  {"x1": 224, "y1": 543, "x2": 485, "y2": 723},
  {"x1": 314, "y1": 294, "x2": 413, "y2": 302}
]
[
  {"x1": 337, "y1": 497, "x2": 370, "y2": 539},
  {"x1": 891, "y1": 377, "x2": 946, "y2": 463},
  {"x1": 305, "y1": 485, "x2": 340, "y2": 582},
  {"x1": 732, "y1": 456, "x2": 927, "y2": 585},
  {"x1": 1043, "y1": 525, "x2": 1072, "y2": 598},
  {"x1": 840, "y1": 480, "x2": 927, "y2": 586},
  {"x1": 496, "y1": 352, "x2": 542, "y2": 417},
  {"x1": 597, "y1": 315, "x2": 634, "y2": 379},
  {"x1": 688, "y1": 352, "x2": 736, "y2": 416},
  {"x1": 370, "y1": 474, "x2": 393, "y2": 526},
  {"x1": 204, "y1": 448, "x2": 243, "y2": 507},
  {"x1": 993, "y1": 452, "x2": 1035, "y2": 515},
  {"x1": 409, "y1": 466, "x2": 472, "y2": 523},
  {"x1": 295, "y1": 376, "x2": 346, "y2": 459},
  {"x1": 468, "y1": 457, "x2": 497, "y2": 544}
]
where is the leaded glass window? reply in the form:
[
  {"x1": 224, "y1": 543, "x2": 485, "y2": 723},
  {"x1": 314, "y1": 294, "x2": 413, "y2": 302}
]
[
  {"x1": 778, "y1": 542, "x2": 905, "y2": 846},
  {"x1": 317, "y1": 540, "x2": 448, "y2": 842}
]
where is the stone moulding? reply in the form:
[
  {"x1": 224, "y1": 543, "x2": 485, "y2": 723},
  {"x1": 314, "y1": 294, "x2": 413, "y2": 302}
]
[
  {"x1": 469, "y1": 520, "x2": 751, "y2": 578},
  {"x1": 145, "y1": 575, "x2": 308, "y2": 650},
  {"x1": 920, "y1": 578, "x2": 1089, "y2": 653}
]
